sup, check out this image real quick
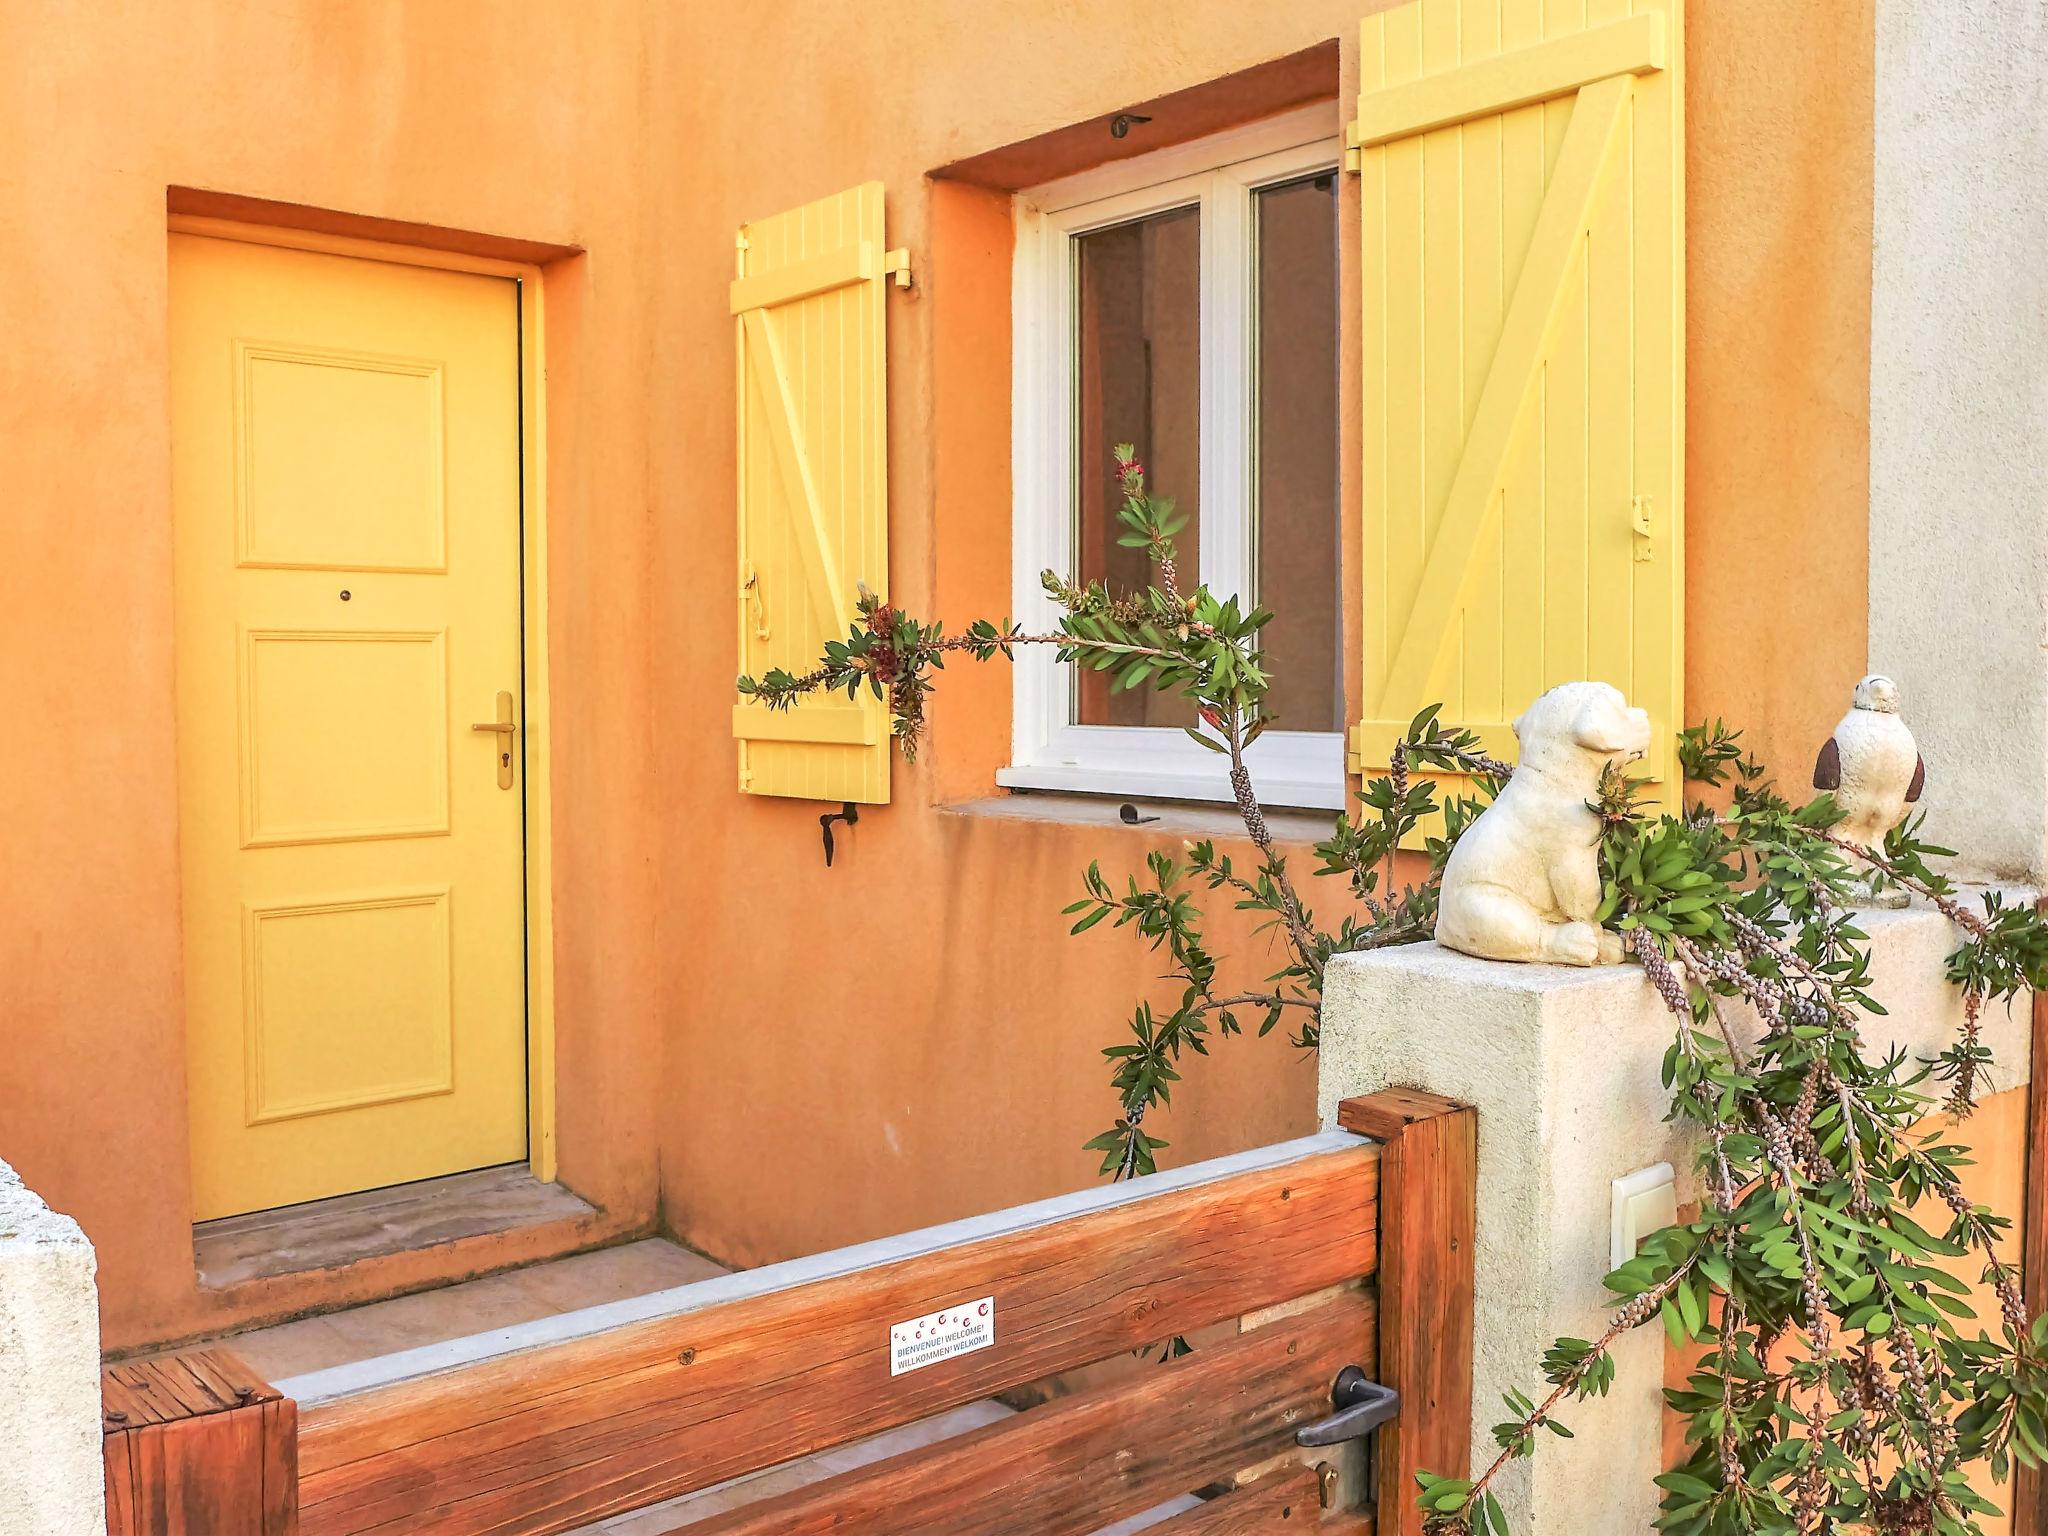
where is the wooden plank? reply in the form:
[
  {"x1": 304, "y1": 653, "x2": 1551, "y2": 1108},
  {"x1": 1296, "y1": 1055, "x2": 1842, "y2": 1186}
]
[
  {"x1": 729, "y1": 702, "x2": 878, "y2": 745},
  {"x1": 1145, "y1": 1464, "x2": 1370, "y2": 1534},
  {"x1": 1340, "y1": 1093, "x2": 1476, "y2": 1536},
  {"x1": 1338, "y1": 1087, "x2": 1469, "y2": 1143},
  {"x1": 727, "y1": 241, "x2": 875, "y2": 316},
  {"x1": 102, "y1": 1348, "x2": 278, "y2": 1427},
  {"x1": 103, "y1": 1349, "x2": 297, "y2": 1536},
  {"x1": 2016, "y1": 901, "x2": 2048, "y2": 1536},
  {"x1": 190, "y1": 1347, "x2": 284, "y2": 1408},
  {"x1": 104, "y1": 1398, "x2": 299, "y2": 1535},
  {"x1": 298, "y1": 1140, "x2": 1380, "y2": 1534},
  {"x1": 1351, "y1": 12, "x2": 1663, "y2": 149},
  {"x1": 678, "y1": 1293, "x2": 1374, "y2": 1536},
  {"x1": 107, "y1": 1360, "x2": 197, "y2": 1428},
  {"x1": 741, "y1": 305, "x2": 847, "y2": 635},
  {"x1": 102, "y1": 1370, "x2": 155, "y2": 1433},
  {"x1": 265, "y1": 1399, "x2": 302, "y2": 1533},
  {"x1": 103, "y1": 1431, "x2": 142, "y2": 1533}
]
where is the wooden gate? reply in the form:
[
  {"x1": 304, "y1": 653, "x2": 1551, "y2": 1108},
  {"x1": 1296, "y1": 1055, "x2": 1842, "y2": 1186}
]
[{"x1": 268, "y1": 1090, "x2": 1472, "y2": 1535}]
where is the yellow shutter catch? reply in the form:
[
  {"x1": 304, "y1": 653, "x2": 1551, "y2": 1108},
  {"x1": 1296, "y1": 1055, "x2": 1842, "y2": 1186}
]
[{"x1": 1630, "y1": 495, "x2": 1654, "y2": 562}]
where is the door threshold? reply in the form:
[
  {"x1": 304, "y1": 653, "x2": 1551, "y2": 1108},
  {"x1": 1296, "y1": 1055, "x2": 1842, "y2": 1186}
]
[{"x1": 194, "y1": 1164, "x2": 593, "y2": 1289}]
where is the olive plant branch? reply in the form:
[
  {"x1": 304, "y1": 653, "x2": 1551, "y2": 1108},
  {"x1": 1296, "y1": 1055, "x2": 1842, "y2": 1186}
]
[
  {"x1": 1882, "y1": 1288, "x2": 1958, "y2": 1484},
  {"x1": 1645, "y1": 935, "x2": 1837, "y2": 1356},
  {"x1": 1186, "y1": 847, "x2": 1267, "y2": 905},
  {"x1": 1452, "y1": 747, "x2": 2048, "y2": 1532},
  {"x1": 1818, "y1": 829, "x2": 1992, "y2": 939},
  {"x1": 1220, "y1": 708, "x2": 1320, "y2": 980},
  {"x1": 1454, "y1": 1253, "x2": 1703, "y2": 1513},
  {"x1": 1188, "y1": 993, "x2": 1315, "y2": 1015},
  {"x1": 744, "y1": 630, "x2": 1189, "y2": 712},
  {"x1": 1718, "y1": 909, "x2": 1867, "y2": 1037},
  {"x1": 1705, "y1": 833, "x2": 2028, "y2": 1319}
]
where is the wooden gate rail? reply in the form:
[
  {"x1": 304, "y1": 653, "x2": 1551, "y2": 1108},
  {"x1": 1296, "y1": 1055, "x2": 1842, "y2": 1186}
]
[
  {"x1": 685, "y1": 1292, "x2": 1376, "y2": 1536},
  {"x1": 265, "y1": 1091, "x2": 1472, "y2": 1535}
]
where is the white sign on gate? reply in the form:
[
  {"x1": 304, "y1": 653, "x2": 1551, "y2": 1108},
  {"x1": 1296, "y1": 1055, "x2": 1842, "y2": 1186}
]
[{"x1": 888, "y1": 1297, "x2": 995, "y2": 1376}]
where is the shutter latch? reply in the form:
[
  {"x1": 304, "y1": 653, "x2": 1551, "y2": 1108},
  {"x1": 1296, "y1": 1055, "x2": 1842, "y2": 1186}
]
[
  {"x1": 742, "y1": 562, "x2": 770, "y2": 638},
  {"x1": 1630, "y1": 494, "x2": 1655, "y2": 562}
]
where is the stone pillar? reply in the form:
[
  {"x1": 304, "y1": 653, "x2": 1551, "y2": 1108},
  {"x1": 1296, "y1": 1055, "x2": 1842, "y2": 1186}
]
[
  {"x1": 0, "y1": 1158, "x2": 106, "y2": 1536},
  {"x1": 1316, "y1": 902, "x2": 2024, "y2": 1534},
  {"x1": 1869, "y1": 0, "x2": 2048, "y2": 883}
]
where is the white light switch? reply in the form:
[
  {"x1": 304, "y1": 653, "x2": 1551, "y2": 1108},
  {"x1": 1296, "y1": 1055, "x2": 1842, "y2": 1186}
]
[{"x1": 1610, "y1": 1163, "x2": 1678, "y2": 1270}]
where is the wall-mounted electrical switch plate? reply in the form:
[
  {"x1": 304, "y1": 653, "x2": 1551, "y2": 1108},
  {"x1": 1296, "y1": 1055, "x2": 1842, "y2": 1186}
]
[{"x1": 1610, "y1": 1163, "x2": 1678, "y2": 1270}]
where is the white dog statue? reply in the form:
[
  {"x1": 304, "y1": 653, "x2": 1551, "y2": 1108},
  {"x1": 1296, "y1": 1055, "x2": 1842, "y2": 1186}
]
[{"x1": 1435, "y1": 681, "x2": 1652, "y2": 966}]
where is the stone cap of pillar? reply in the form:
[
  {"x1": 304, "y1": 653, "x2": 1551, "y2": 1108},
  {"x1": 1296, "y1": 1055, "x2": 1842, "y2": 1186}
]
[{"x1": 0, "y1": 1156, "x2": 106, "y2": 1535}]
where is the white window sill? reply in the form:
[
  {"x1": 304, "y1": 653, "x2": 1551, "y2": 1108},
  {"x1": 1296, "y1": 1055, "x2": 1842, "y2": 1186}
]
[
  {"x1": 999, "y1": 722, "x2": 1347, "y2": 812},
  {"x1": 948, "y1": 791, "x2": 1341, "y2": 847},
  {"x1": 995, "y1": 761, "x2": 1346, "y2": 813}
]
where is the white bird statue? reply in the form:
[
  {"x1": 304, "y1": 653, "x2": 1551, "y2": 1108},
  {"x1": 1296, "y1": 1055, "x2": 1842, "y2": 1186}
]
[{"x1": 1812, "y1": 674, "x2": 1924, "y2": 906}]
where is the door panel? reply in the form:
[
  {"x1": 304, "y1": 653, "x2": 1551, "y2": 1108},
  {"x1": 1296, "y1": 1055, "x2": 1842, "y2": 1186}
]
[{"x1": 171, "y1": 234, "x2": 527, "y2": 1221}]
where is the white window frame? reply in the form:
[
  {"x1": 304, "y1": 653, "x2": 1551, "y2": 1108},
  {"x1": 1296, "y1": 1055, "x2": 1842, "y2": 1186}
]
[{"x1": 1001, "y1": 103, "x2": 1347, "y2": 811}]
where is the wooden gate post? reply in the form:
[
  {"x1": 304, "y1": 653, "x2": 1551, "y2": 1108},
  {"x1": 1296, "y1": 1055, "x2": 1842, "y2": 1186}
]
[
  {"x1": 2015, "y1": 922, "x2": 2048, "y2": 1536},
  {"x1": 1340, "y1": 1089, "x2": 1477, "y2": 1536},
  {"x1": 103, "y1": 1348, "x2": 297, "y2": 1535}
]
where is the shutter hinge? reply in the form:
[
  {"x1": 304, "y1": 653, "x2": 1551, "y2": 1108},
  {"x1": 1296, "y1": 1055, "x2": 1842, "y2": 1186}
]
[
  {"x1": 881, "y1": 247, "x2": 913, "y2": 290},
  {"x1": 1343, "y1": 120, "x2": 1363, "y2": 175}
]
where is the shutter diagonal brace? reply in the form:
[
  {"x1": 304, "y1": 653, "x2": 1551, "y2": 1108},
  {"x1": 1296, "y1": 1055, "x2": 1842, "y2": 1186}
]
[
  {"x1": 1371, "y1": 72, "x2": 1635, "y2": 724},
  {"x1": 742, "y1": 306, "x2": 849, "y2": 636}
]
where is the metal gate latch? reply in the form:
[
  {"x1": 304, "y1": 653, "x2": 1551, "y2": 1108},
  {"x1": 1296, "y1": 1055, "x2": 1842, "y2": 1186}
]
[{"x1": 1295, "y1": 1365, "x2": 1400, "y2": 1447}]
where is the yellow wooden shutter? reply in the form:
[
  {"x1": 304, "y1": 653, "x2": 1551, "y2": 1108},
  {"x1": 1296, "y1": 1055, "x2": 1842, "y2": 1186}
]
[
  {"x1": 1349, "y1": 0, "x2": 1683, "y2": 796},
  {"x1": 731, "y1": 181, "x2": 901, "y2": 803}
]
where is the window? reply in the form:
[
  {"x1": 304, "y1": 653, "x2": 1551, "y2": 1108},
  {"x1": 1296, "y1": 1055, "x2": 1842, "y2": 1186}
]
[{"x1": 1003, "y1": 105, "x2": 1345, "y2": 809}]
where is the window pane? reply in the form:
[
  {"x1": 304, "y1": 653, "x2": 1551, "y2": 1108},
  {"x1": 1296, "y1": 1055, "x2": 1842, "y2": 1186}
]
[
  {"x1": 1253, "y1": 173, "x2": 1340, "y2": 734},
  {"x1": 1073, "y1": 205, "x2": 1200, "y2": 728}
]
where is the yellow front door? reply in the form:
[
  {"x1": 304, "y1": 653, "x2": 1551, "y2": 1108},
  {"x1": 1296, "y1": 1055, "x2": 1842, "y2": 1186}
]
[{"x1": 170, "y1": 233, "x2": 529, "y2": 1221}]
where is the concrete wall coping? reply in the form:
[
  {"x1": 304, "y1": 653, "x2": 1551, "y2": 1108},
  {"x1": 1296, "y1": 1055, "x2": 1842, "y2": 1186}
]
[
  {"x1": 1326, "y1": 890, "x2": 2036, "y2": 1081},
  {"x1": 0, "y1": 1156, "x2": 106, "y2": 1536}
]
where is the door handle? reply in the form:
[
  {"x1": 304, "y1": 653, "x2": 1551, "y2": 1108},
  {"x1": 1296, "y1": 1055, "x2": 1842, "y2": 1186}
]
[
  {"x1": 471, "y1": 690, "x2": 517, "y2": 789},
  {"x1": 1295, "y1": 1365, "x2": 1399, "y2": 1447}
]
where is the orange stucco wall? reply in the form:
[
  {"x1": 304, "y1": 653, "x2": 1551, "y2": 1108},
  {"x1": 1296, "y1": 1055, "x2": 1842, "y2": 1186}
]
[
  {"x1": 0, "y1": 3, "x2": 666, "y2": 1349},
  {"x1": 0, "y1": 0, "x2": 1920, "y2": 1354},
  {"x1": 646, "y1": 0, "x2": 1883, "y2": 1265}
]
